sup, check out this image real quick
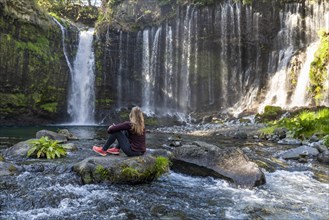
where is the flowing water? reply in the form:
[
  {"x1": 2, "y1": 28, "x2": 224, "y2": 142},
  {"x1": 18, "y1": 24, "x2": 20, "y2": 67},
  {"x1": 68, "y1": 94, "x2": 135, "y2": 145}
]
[
  {"x1": 101, "y1": 1, "x2": 329, "y2": 116},
  {"x1": 68, "y1": 29, "x2": 96, "y2": 125},
  {"x1": 1, "y1": 126, "x2": 328, "y2": 219}
]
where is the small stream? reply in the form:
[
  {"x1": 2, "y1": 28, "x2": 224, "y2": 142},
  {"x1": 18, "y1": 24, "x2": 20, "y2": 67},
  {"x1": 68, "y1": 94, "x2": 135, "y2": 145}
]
[{"x1": 0, "y1": 126, "x2": 328, "y2": 219}]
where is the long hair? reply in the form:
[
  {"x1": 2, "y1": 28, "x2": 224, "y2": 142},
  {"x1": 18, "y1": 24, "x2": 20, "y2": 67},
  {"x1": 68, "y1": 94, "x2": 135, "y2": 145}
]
[{"x1": 129, "y1": 106, "x2": 145, "y2": 135}]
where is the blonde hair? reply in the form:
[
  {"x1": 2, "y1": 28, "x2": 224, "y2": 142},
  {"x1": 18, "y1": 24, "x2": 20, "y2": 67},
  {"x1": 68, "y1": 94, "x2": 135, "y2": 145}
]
[{"x1": 129, "y1": 106, "x2": 145, "y2": 135}]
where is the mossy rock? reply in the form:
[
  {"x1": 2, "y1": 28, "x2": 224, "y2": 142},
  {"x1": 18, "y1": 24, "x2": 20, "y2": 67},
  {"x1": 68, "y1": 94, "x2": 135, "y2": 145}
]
[
  {"x1": 73, "y1": 155, "x2": 170, "y2": 184},
  {"x1": 256, "y1": 105, "x2": 284, "y2": 123}
]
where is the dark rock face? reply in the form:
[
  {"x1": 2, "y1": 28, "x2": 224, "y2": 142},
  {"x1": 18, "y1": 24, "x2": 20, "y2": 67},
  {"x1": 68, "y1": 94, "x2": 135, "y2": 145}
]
[
  {"x1": 171, "y1": 141, "x2": 266, "y2": 187},
  {"x1": 317, "y1": 151, "x2": 329, "y2": 164},
  {"x1": 94, "y1": 1, "x2": 328, "y2": 117},
  {"x1": 0, "y1": 0, "x2": 75, "y2": 125},
  {"x1": 3, "y1": 139, "x2": 35, "y2": 160}
]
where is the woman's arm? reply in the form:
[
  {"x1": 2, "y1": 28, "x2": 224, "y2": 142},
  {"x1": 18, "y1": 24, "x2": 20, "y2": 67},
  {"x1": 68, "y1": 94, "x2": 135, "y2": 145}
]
[{"x1": 107, "y1": 121, "x2": 131, "y2": 133}]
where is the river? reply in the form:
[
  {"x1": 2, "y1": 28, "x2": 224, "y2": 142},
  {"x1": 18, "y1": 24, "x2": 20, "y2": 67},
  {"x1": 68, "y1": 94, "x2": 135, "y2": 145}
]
[{"x1": 0, "y1": 125, "x2": 328, "y2": 219}]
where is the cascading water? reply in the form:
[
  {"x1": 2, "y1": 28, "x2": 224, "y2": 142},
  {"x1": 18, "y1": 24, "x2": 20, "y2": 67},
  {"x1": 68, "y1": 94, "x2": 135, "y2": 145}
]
[
  {"x1": 105, "y1": 1, "x2": 329, "y2": 116},
  {"x1": 68, "y1": 29, "x2": 96, "y2": 125},
  {"x1": 53, "y1": 19, "x2": 96, "y2": 124},
  {"x1": 289, "y1": 42, "x2": 320, "y2": 107},
  {"x1": 52, "y1": 18, "x2": 73, "y2": 73},
  {"x1": 259, "y1": 2, "x2": 329, "y2": 112}
]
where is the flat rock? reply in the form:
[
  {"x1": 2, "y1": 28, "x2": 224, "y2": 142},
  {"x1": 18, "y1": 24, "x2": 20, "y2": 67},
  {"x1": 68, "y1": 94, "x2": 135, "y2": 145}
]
[
  {"x1": 280, "y1": 145, "x2": 320, "y2": 160},
  {"x1": 171, "y1": 141, "x2": 266, "y2": 187}
]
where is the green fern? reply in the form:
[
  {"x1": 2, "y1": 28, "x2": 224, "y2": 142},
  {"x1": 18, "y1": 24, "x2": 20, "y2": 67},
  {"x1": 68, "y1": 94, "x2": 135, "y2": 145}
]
[{"x1": 27, "y1": 136, "x2": 67, "y2": 159}]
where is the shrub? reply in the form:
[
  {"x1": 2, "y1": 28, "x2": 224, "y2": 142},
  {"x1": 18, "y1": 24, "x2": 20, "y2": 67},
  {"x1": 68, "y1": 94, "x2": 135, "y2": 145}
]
[
  {"x1": 27, "y1": 136, "x2": 67, "y2": 159},
  {"x1": 263, "y1": 108, "x2": 329, "y2": 140}
]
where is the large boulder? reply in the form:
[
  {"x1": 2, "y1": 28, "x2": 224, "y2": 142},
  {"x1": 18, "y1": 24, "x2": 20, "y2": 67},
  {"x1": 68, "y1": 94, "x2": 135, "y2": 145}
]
[
  {"x1": 3, "y1": 139, "x2": 36, "y2": 160},
  {"x1": 171, "y1": 141, "x2": 266, "y2": 187},
  {"x1": 72, "y1": 154, "x2": 170, "y2": 185},
  {"x1": 4, "y1": 138, "x2": 77, "y2": 160}
]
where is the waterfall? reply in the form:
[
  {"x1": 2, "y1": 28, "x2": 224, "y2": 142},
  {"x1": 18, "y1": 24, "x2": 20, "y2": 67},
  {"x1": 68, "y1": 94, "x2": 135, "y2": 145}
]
[
  {"x1": 68, "y1": 29, "x2": 96, "y2": 125},
  {"x1": 142, "y1": 29, "x2": 151, "y2": 113},
  {"x1": 52, "y1": 18, "x2": 73, "y2": 73},
  {"x1": 117, "y1": 31, "x2": 123, "y2": 107},
  {"x1": 109, "y1": 1, "x2": 329, "y2": 117},
  {"x1": 164, "y1": 23, "x2": 174, "y2": 109},
  {"x1": 289, "y1": 42, "x2": 319, "y2": 107},
  {"x1": 141, "y1": 27, "x2": 162, "y2": 114},
  {"x1": 259, "y1": 2, "x2": 329, "y2": 112}
]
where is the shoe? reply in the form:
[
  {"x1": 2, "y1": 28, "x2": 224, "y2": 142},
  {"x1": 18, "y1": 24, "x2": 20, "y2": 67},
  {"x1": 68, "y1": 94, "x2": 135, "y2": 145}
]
[
  {"x1": 107, "y1": 147, "x2": 120, "y2": 155},
  {"x1": 93, "y1": 146, "x2": 107, "y2": 156}
]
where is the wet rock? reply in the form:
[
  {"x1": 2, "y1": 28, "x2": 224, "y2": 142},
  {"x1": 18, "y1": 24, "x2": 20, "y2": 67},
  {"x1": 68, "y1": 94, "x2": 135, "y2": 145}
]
[
  {"x1": 279, "y1": 145, "x2": 319, "y2": 160},
  {"x1": 202, "y1": 115, "x2": 213, "y2": 124},
  {"x1": 233, "y1": 131, "x2": 248, "y2": 139},
  {"x1": 23, "y1": 164, "x2": 45, "y2": 172},
  {"x1": 169, "y1": 141, "x2": 182, "y2": 147},
  {"x1": 146, "y1": 149, "x2": 173, "y2": 159},
  {"x1": 4, "y1": 139, "x2": 36, "y2": 159},
  {"x1": 317, "y1": 151, "x2": 329, "y2": 164},
  {"x1": 36, "y1": 130, "x2": 67, "y2": 143},
  {"x1": 274, "y1": 127, "x2": 287, "y2": 139},
  {"x1": 310, "y1": 142, "x2": 327, "y2": 153},
  {"x1": 171, "y1": 141, "x2": 266, "y2": 187},
  {"x1": 309, "y1": 134, "x2": 320, "y2": 142},
  {"x1": 0, "y1": 162, "x2": 19, "y2": 176},
  {"x1": 278, "y1": 138, "x2": 302, "y2": 145},
  {"x1": 167, "y1": 135, "x2": 182, "y2": 141},
  {"x1": 58, "y1": 129, "x2": 79, "y2": 140},
  {"x1": 73, "y1": 154, "x2": 170, "y2": 184},
  {"x1": 62, "y1": 143, "x2": 78, "y2": 151}
]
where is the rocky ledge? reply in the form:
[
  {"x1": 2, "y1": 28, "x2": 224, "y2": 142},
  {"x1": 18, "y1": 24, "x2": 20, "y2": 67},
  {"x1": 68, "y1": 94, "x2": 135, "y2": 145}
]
[{"x1": 171, "y1": 141, "x2": 266, "y2": 188}]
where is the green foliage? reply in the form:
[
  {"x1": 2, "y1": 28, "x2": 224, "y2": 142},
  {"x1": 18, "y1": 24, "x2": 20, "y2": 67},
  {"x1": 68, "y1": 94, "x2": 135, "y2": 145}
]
[
  {"x1": 27, "y1": 136, "x2": 67, "y2": 159},
  {"x1": 40, "y1": 102, "x2": 58, "y2": 112},
  {"x1": 119, "y1": 156, "x2": 170, "y2": 183},
  {"x1": 259, "y1": 126, "x2": 277, "y2": 135},
  {"x1": 308, "y1": 30, "x2": 329, "y2": 105},
  {"x1": 154, "y1": 156, "x2": 171, "y2": 178},
  {"x1": 95, "y1": 165, "x2": 110, "y2": 180},
  {"x1": 36, "y1": 0, "x2": 98, "y2": 25},
  {"x1": 323, "y1": 135, "x2": 329, "y2": 148},
  {"x1": 121, "y1": 167, "x2": 141, "y2": 180},
  {"x1": 15, "y1": 36, "x2": 50, "y2": 60},
  {"x1": 265, "y1": 108, "x2": 329, "y2": 139}
]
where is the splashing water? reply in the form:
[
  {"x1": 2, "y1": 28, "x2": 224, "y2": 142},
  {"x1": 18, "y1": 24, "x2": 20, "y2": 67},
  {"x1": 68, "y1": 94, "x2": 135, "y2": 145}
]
[{"x1": 68, "y1": 29, "x2": 96, "y2": 125}]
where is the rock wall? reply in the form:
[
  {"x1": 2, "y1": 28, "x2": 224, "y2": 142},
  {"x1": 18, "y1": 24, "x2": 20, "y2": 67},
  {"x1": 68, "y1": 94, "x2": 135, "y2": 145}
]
[
  {"x1": 94, "y1": 0, "x2": 329, "y2": 118},
  {"x1": 0, "y1": 0, "x2": 71, "y2": 124}
]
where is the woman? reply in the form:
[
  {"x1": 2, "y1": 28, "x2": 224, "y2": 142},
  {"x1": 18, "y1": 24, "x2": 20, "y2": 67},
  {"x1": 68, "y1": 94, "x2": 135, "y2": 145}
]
[{"x1": 92, "y1": 106, "x2": 146, "y2": 157}]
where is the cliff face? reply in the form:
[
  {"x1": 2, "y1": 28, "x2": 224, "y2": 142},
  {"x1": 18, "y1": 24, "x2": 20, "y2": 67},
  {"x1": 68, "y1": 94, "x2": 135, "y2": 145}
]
[
  {"x1": 94, "y1": 0, "x2": 329, "y2": 117},
  {"x1": 0, "y1": 0, "x2": 71, "y2": 124}
]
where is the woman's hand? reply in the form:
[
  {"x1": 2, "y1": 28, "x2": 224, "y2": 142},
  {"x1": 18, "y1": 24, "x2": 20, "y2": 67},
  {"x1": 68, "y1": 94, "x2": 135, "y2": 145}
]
[{"x1": 108, "y1": 123, "x2": 115, "y2": 130}]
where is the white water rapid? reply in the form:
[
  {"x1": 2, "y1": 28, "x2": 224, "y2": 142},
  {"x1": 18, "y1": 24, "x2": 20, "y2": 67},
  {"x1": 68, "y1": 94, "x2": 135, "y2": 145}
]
[
  {"x1": 68, "y1": 29, "x2": 96, "y2": 125},
  {"x1": 54, "y1": 19, "x2": 96, "y2": 124}
]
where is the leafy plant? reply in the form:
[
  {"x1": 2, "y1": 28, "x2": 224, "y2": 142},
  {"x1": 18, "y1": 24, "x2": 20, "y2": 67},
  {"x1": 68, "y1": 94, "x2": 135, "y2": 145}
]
[
  {"x1": 263, "y1": 108, "x2": 329, "y2": 140},
  {"x1": 308, "y1": 30, "x2": 329, "y2": 104},
  {"x1": 27, "y1": 136, "x2": 67, "y2": 159},
  {"x1": 154, "y1": 156, "x2": 171, "y2": 178}
]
